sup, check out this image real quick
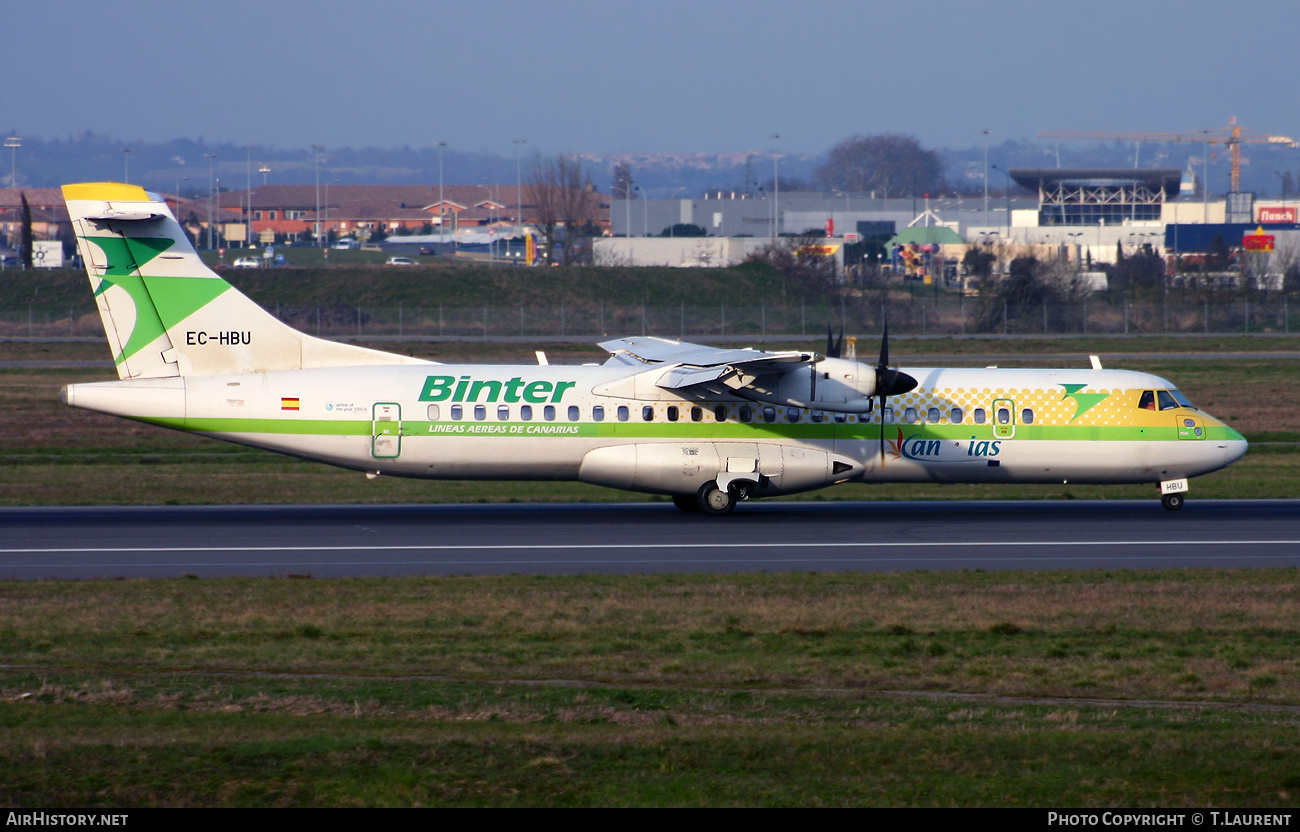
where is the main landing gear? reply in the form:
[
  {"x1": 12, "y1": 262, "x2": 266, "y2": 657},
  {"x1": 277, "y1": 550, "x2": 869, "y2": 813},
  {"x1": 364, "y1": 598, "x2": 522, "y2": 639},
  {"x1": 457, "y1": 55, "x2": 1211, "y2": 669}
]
[
  {"x1": 674, "y1": 481, "x2": 754, "y2": 515},
  {"x1": 1161, "y1": 493, "x2": 1184, "y2": 512}
]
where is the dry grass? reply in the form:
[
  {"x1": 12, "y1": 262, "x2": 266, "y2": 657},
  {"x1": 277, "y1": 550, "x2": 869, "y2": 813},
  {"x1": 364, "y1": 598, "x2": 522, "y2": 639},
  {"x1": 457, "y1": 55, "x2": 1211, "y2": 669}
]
[{"x1": 3, "y1": 572, "x2": 1299, "y2": 703}]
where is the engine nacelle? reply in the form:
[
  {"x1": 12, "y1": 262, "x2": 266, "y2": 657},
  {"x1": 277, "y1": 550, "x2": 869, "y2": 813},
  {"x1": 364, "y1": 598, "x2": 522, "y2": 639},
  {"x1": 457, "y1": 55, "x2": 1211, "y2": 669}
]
[{"x1": 578, "y1": 442, "x2": 861, "y2": 497}]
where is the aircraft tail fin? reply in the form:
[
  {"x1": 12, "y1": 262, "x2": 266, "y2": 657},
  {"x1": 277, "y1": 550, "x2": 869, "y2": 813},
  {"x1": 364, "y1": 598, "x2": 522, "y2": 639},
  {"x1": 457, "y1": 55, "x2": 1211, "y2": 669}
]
[{"x1": 63, "y1": 182, "x2": 427, "y2": 379}]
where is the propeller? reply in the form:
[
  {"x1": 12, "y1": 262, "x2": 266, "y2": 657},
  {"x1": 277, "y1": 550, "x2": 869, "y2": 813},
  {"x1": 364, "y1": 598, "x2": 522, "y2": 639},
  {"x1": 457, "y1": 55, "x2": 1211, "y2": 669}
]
[
  {"x1": 874, "y1": 319, "x2": 918, "y2": 462},
  {"x1": 825, "y1": 324, "x2": 843, "y2": 359}
]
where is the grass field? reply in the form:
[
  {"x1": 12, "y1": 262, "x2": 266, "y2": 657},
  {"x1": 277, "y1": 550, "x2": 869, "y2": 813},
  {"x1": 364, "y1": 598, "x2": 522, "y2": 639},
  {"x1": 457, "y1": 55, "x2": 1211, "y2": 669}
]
[{"x1": 4, "y1": 571, "x2": 1300, "y2": 807}]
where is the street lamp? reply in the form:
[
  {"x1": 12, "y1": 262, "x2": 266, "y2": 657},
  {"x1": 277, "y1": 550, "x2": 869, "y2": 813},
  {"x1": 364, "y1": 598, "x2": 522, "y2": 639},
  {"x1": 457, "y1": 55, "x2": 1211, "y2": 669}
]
[
  {"x1": 312, "y1": 145, "x2": 324, "y2": 250},
  {"x1": 771, "y1": 133, "x2": 781, "y2": 238},
  {"x1": 122, "y1": 148, "x2": 133, "y2": 183},
  {"x1": 990, "y1": 164, "x2": 1013, "y2": 236},
  {"x1": 203, "y1": 153, "x2": 217, "y2": 250},
  {"x1": 436, "y1": 142, "x2": 447, "y2": 244},
  {"x1": 4, "y1": 137, "x2": 21, "y2": 188},
  {"x1": 243, "y1": 145, "x2": 255, "y2": 249},
  {"x1": 980, "y1": 129, "x2": 992, "y2": 228},
  {"x1": 513, "y1": 138, "x2": 526, "y2": 241}
]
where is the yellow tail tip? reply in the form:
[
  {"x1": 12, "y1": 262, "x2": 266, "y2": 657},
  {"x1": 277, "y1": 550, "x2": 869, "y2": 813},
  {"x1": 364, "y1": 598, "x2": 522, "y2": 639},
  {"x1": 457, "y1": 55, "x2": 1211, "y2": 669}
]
[{"x1": 62, "y1": 182, "x2": 152, "y2": 202}]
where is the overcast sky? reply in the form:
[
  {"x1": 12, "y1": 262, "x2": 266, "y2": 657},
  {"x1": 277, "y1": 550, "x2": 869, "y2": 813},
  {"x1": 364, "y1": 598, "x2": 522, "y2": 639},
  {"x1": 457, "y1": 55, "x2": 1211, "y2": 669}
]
[{"x1": 7, "y1": 0, "x2": 1299, "y2": 157}]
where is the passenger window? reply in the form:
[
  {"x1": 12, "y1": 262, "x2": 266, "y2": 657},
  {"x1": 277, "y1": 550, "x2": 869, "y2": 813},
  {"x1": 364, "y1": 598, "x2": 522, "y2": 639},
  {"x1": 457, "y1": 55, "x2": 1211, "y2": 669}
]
[
  {"x1": 738, "y1": 406, "x2": 752, "y2": 423},
  {"x1": 593, "y1": 405, "x2": 604, "y2": 421},
  {"x1": 884, "y1": 407, "x2": 895, "y2": 424},
  {"x1": 786, "y1": 408, "x2": 801, "y2": 422},
  {"x1": 450, "y1": 404, "x2": 462, "y2": 421},
  {"x1": 667, "y1": 406, "x2": 679, "y2": 422},
  {"x1": 520, "y1": 405, "x2": 532, "y2": 421},
  {"x1": 904, "y1": 407, "x2": 917, "y2": 424},
  {"x1": 427, "y1": 405, "x2": 440, "y2": 420},
  {"x1": 997, "y1": 408, "x2": 1010, "y2": 425},
  {"x1": 810, "y1": 410, "x2": 824, "y2": 423},
  {"x1": 1157, "y1": 391, "x2": 1178, "y2": 411},
  {"x1": 763, "y1": 406, "x2": 776, "y2": 423},
  {"x1": 544, "y1": 405, "x2": 556, "y2": 421},
  {"x1": 567, "y1": 405, "x2": 580, "y2": 421},
  {"x1": 1138, "y1": 390, "x2": 1156, "y2": 411},
  {"x1": 474, "y1": 405, "x2": 486, "y2": 420},
  {"x1": 497, "y1": 405, "x2": 510, "y2": 420},
  {"x1": 617, "y1": 405, "x2": 629, "y2": 422},
  {"x1": 1022, "y1": 408, "x2": 1034, "y2": 424},
  {"x1": 928, "y1": 407, "x2": 940, "y2": 423},
  {"x1": 833, "y1": 412, "x2": 847, "y2": 423},
  {"x1": 714, "y1": 406, "x2": 727, "y2": 421},
  {"x1": 950, "y1": 407, "x2": 963, "y2": 423},
  {"x1": 642, "y1": 405, "x2": 654, "y2": 421},
  {"x1": 691, "y1": 406, "x2": 703, "y2": 422},
  {"x1": 973, "y1": 408, "x2": 985, "y2": 425}
]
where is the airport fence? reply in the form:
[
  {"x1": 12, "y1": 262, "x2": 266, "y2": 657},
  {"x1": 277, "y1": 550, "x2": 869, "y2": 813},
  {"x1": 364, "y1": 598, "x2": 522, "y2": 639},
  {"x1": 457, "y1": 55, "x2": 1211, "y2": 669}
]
[{"x1": 1, "y1": 294, "x2": 1295, "y2": 340}]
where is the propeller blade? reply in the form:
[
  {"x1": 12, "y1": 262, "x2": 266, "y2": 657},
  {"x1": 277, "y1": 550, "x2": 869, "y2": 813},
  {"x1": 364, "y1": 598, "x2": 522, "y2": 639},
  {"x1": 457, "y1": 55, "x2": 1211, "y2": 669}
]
[{"x1": 824, "y1": 325, "x2": 844, "y2": 359}]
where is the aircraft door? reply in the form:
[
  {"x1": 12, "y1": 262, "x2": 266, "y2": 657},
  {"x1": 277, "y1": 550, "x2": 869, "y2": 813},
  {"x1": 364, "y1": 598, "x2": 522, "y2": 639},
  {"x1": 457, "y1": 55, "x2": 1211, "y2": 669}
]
[
  {"x1": 993, "y1": 398, "x2": 1015, "y2": 439},
  {"x1": 372, "y1": 402, "x2": 402, "y2": 458}
]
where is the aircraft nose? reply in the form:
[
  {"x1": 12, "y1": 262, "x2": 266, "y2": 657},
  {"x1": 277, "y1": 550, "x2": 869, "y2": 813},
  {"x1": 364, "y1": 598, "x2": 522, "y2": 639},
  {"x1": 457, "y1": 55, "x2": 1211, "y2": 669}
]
[{"x1": 1224, "y1": 436, "x2": 1249, "y2": 465}]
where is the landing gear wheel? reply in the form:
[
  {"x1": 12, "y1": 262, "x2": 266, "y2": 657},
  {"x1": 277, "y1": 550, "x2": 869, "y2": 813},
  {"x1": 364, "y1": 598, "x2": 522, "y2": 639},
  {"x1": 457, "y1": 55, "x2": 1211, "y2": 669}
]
[
  {"x1": 1161, "y1": 493, "x2": 1184, "y2": 512},
  {"x1": 696, "y1": 482, "x2": 736, "y2": 516},
  {"x1": 672, "y1": 494, "x2": 700, "y2": 513}
]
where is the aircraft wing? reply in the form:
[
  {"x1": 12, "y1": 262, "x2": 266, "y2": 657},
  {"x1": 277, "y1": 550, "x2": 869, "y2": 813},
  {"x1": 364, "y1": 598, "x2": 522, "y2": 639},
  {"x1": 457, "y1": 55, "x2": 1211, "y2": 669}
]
[{"x1": 600, "y1": 336, "x2": 813, "y2": 391}]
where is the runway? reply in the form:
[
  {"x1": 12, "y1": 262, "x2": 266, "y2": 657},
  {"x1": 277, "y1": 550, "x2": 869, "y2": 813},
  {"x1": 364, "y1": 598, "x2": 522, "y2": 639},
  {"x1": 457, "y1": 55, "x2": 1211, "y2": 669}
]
[{"x1": 1, "y1": 500, "x2": 1298, "y2": 579}]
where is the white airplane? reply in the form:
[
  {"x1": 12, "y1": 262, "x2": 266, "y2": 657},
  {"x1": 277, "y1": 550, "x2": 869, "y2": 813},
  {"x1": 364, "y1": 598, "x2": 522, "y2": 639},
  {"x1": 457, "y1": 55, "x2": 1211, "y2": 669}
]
[{"x1": 62, "y1": 182, "x2": 1247, "y2": 514}]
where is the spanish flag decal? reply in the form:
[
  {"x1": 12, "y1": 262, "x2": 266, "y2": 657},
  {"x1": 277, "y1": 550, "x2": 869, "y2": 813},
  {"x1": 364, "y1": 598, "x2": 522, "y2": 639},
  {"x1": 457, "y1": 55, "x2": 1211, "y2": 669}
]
[{"x1": 281, "y1": 397, "x2": 300, "y2": 411}]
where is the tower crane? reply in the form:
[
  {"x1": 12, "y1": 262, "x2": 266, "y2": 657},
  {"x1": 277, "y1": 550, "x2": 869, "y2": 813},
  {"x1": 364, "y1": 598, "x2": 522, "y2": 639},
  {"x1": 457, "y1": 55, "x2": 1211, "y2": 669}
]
[{"x1": 1038, "y1": 125, "x2": 1298, "y2": 193}]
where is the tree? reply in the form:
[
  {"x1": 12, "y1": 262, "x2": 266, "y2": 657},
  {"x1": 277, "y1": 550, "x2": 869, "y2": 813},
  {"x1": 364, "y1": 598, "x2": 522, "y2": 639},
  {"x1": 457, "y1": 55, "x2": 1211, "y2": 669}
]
[
  {"x1": 659, "y1": 223, "x2": 706, "y2": 237},
  {"x1": 970, "y1": 253, "x2": 1089, "y2": 333},
  {"x1": 20, "y1": 192, "x2": 32, "y2": 270},
  {"x1": 815, "y1": 134, "x2": 946, "y2": 197},
  {"x1": 527, "y1": 154, "x2": 601, "y2": 265},
  {"x1": 743, "y1": 233, "x2": 838, "y2": 301},
  {"x1": 611, "y1": 162, "x2": 633, "y2": 200}
]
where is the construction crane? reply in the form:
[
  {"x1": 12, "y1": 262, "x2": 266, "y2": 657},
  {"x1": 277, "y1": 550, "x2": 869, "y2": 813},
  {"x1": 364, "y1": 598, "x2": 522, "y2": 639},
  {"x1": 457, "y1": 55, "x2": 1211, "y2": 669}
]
[{"x1": 1038, "y1": 125, "x2": 1298, "y2": 193}]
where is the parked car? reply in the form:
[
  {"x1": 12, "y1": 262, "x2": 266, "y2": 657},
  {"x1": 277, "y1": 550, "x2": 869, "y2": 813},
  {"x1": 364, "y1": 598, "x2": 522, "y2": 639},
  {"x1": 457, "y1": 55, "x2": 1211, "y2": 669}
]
[
  {"x1": 232, "y1": 256, "x2": 261, "y2": 268},
  {"x1": 333, "y1": 239, "x2": 359, "y2": 250},
  {"x1": 385, "y1": 256, "x2": 416, "y2": 266}
]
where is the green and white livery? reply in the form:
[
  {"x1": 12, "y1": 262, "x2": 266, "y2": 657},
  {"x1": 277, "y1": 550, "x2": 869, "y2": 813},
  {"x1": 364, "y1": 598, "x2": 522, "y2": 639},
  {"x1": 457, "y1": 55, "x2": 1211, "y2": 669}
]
[{"x1": 62, "y1": 182, "x2": 1247, "y2": 513}]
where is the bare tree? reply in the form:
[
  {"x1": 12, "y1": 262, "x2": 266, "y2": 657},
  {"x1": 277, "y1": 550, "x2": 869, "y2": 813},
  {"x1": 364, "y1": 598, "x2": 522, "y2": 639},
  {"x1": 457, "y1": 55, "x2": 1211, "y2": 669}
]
[
  {"x1": 527, "y1": 154, "x2": 601, "y2": 265},
  {"x1": 815, "y1": 134, "x2": 946, "y2": 197}
]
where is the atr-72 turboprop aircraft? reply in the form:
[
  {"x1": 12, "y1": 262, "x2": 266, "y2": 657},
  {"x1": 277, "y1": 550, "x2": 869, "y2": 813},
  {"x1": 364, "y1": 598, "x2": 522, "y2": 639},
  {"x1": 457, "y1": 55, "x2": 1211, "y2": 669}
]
[{"x1": 62, "y1": 182, "x2": 1247, "y2": 513}]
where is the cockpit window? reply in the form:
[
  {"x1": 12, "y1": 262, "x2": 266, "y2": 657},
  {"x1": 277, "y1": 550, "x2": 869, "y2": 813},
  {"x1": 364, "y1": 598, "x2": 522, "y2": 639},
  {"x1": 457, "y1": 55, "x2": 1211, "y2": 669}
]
[
  {"x1": 1169, "y1": 389, "x2": 1196, "y2": 410},
  {"x1": 1138, "y1": 390, "x2": 1157, "y2": 411},
  {"x1": 1157, "y1": 390, "x2": 1179, "y2": 411}
]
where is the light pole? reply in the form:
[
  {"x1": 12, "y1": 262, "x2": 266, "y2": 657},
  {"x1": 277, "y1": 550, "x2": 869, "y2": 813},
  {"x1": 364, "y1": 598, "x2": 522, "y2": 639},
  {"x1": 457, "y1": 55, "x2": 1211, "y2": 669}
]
[
  {"x1": 990, "y1": 164, "x2": 1012, "y2": 237},
  {"x1": 259, "y1": 164, "x2": 270, "y2": 186},
  {"x1": 980, "y1": 129, "x2": 992, "y2": 228},
  {"x1": 4, "y1": 137, "x2": 21, "y2": 188},
  {"x1": 1278, "y1": 171, "x2": 1289, "y2": 218},
  {"x1": 312, "y1": 145, "x2": 324, "y2": 250},
  {"x1": 243, "y1": 145, "x2": 255, "y2": 249},
  {"x1": 771, "y1": 133, "x2": 781, "y2": 238},
  {"x1": 122, "y1": 148, "x2": 133, "y2": 183},
  {"x1": 436, "y1": 142, "x2": 447, "y2": 244},
  {"x1": 513, "y1": 138, "x2": 525, "y2": 241},
  {"x1": 203, "y1": 153, "x2": 217, "y2": 250},
  {"x1": 625, "y1": 177, "x2": 634, "y2": 238}
]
